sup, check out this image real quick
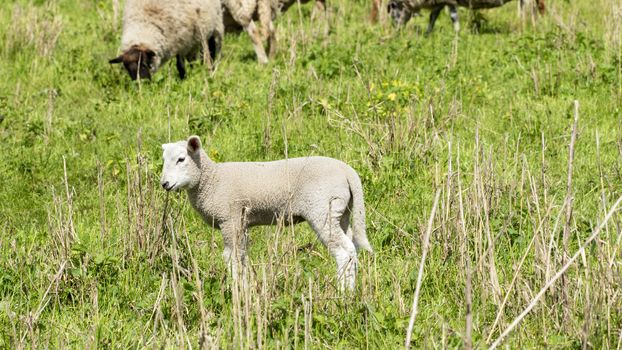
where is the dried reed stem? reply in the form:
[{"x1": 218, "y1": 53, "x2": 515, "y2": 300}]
[
  {"x1": 19, "y1": 260, "x2": 67, "y2": 344},
  {"x1": 456, "y1": 144, "x2": 472, "y2": 350},
  {"x1": 562, "y1": 100, "x2": 579, "y2": 322},
  {"x1": 489, "y1": 194, "x2": 622, "y2": 350},
  {"x1": 405, "y1": 189, "x2": 441, "y2": 349}
]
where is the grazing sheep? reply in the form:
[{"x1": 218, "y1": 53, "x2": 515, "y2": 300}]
[
  {"x1": 109, "y1": 0, "x2": 224, "y2": 80},
  {"x1": 387, "y1": 0, "x2": 546, "y2": 33},
  {"x1": 160, "y1": 136, "x2": 372, "y2": 291},
  {"x1": 221, "y1": 0, "x2": 276, "y2": 64},
  {"x1": 279, "y1": 0, "x2": 326, "y2": 15},
  {"x1": 222, "y1": 0, "x2": 326, "y2": 64}
]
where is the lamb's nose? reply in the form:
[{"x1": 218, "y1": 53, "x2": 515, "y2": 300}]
[{"x1": 161, "y1": 181, "x2": 169, "y2": 189}]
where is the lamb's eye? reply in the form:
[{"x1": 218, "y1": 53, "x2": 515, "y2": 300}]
[{"x1": 176, "y1": 157, "x2": 185, "y2": 164}]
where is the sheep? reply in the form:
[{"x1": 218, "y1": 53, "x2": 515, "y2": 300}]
[
  {"x1": 109, "y1": 0, "x2": 224, "y2": 80},
  {"x1": 222, "y1": 0, "x2": 326, "y2": 64},
  {"x1": 160, "y1": 135, "x2": 373, "y2": 291},
  {"x1": 221, "y1": 0, "x2": 276, "y2": 64},
  {"x1": 387, "y1": 0, "x2": 546, "y2": 33}
]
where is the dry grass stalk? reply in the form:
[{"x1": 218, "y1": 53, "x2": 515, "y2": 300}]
[
  {"x1": 486, "y1": 199, "x2": 558, "y2": 343},
  {"x1": 44, "y1": 88, "x2": 57, "y2": 143},
  {"x1": 19, "y1": 260, "x2": 68, "y2": 346},
  {"x1": 97, "y1": 160, "x2": 107, "y2": 242},
  {"x1": 5, "y1": 3, "x2": 63, "y2": 57},
  {"x1": 562, "y1": 100, "x2": 579, "y2": 323},
  {"x1": 489, "y1": 194, "x2": 622, "y2": 349},
  {"x1": 405, "y1": 189, "x2": 441, "y2": 349},
  {"x1": 456, "y1": 144, "x2": 472, "y2": 350}
]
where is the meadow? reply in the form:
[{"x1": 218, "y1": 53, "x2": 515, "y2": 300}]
[{"x1": 0, "y1": 0, "x2": 621, "y2": 348}]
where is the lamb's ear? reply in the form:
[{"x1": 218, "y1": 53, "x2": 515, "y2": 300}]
[
  {"x1": 109, "y1": 55, "x2": 123, "y2": 64},
  {"x1": 187, "y1": 136, "x2": 202, "y2": 154}
]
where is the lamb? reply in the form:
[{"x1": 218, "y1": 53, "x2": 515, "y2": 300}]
[
  {"x1": 160, "y1": 136, "x2": 373, "y2": 290},
  {"x1": 221, "y1": 0, "x2": 276, "y2": 64},
  {"x1": 109, "y1": 0, "x2": 224, "y2": 80},
  {"x1": 387, "y1": 0, "x2": 546, "y2": 33},
  {"x1": 222, "y1": 0, "x2": 326, "y2": 64}
]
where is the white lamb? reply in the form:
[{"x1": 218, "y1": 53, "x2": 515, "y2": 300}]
[
  {"x1": 160, "y1": 136, "x2": 373, "y2": 290},
  {"x1": 222, "y1": 0, "x2": 326, "y2": 64},
  {"x1": 222, "y1": 0, "x2": 276, "y2": 64},
  {"x1": 109, "y1": 0, "x2": 224, "y2": 80}
]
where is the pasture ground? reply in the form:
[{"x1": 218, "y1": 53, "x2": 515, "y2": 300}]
[{"x1": 0, "y1": 0, "x2": 621, "y2": 348}]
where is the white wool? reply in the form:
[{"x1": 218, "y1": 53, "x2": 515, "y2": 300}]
[
  {"x1": 221, "y1": 0, "x2": 325, "y2": 64},
  {"x1": 119, "y1": 0, "x2": 223, "y2": 73},
  {"x1": 160, "y1": 136, "x2": 372, "y2": 291}
]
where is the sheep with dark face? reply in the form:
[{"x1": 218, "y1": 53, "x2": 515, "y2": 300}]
[
  {"x1": 109, "y1": 0, "x2": 223, "y2": 80},
  {"x1": 387, "y1": 0, "x2": 546, "y2": 33}
]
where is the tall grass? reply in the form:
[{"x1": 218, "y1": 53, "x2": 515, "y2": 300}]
[{"x1": 0, "y1": 0, "x2": 621, "y2": 348}]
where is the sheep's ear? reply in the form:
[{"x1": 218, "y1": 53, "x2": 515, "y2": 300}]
[
  {"x1": 109, "y1": 55, "x2": 123, "y2": 64},
  {"x1": 187, "y1": 136, "x2": 202, "y2": 154}
]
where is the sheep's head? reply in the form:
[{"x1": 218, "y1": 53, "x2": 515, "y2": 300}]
[
  {"x1": 387, "y1": 0, "x2": 414, "y2": 26},
  {"x1": 160, "y1": 136, "x2": 204, "y2": 192},
  {"x1": 109, "y1": 45, "x2": 157, "y2": 80}
]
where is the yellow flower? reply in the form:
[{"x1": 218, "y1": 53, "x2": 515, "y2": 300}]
[{"x1": 387, "y1": 93, "x2": 397, "y2": 101}]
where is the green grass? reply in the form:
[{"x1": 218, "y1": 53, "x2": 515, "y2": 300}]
[{"x1": 1, "y1": 0, "x2": 621, "y2": 348}]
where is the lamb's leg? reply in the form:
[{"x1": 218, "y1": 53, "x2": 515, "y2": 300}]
[
  {"x1": 307, "y1": 199, "x2": 358, "y2": 292},
  {"x1": 266, "y1": 21, "x2": 277, "y2": 59},
  {"x1": 448, "y1": 5, "x2": 460, "y2": 32},
  {"x1": 340, "y1": 211, "x2": 353, "y2": 241},
  {"x1": 175, "y1": 54, "x2": 186, "y2": 79},
  {"x1": 246, "y1": 20, "x2": 269, "y2": 64},
  {"x1": 221, "y1": 221, "x2": 249, "y2": 282},
  {"x1": 311, "y1": 0, "x2": 327, "y2": 23},
  {"x1": 426, "y1": 6, "x2": 444, "y2": 34}
]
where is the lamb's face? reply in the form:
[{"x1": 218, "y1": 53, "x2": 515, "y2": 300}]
[
  {"x1": 388, "y1": 0, "x2": 414, "y2": 26},
  {"x1": 109, "y1": 46, "x2": 158, "y2": 81},
  {"x1": 160, "y1": 137, "x2": 203, "y2": 192}
]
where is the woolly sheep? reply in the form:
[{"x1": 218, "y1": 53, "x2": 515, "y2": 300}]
[
  {"x1": 221, "y1": 0, "x2": 276, "y2": 64},
  {"x1": 222, "y1": 0, "x2": 326, "y2": 64},
  {"x1": 160, "y1": 136, "x2": 373, "y2": 290},
  {"x1": 109, "y1": 0, "x2": 224, "y2": 80},
  {"x1": 387, "y1": 0, "x2": 545, "y2": 33}
]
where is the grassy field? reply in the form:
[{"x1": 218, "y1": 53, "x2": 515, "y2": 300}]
[{"x1": 1, "y1": 0, "x2": 621, "y2": 348}]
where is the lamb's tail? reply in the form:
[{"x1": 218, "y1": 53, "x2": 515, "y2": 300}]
[{"x1": 346, "y1": 166, "x2": 373, "y2": 253}]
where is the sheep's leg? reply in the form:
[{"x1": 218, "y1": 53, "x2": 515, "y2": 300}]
[
  {"x1": 221, "y1": 221, "x2": 249, "y2": 282},
  {"x1": 246, "y1": 20, "x2": 269, "y2": 64},
  {"x1": 175, "y1": 55, "x2": 186, "y2": 79},
  {"x1": 307, "y1": 199, "x2": 358, "y2": 291},
  {"x1": 340, "y1": 211, "x2": 353, "y2": 241},
  {"x1": 426, "y1": 6, "x2": 444, "y2": 34},
  {"x1": 266, "y1": 21, "x2": 277, "y2": 59},
  {"x1": 536, "y1": 0, "x2": 545, "y2": 14},
  {"x1": 311, "y1": 0, "x2": 327, "y2": 22},
  {"x1": 208, "y1": 32, "x2": 222, "y2": 62},
  {"x1": 369, "y1": 0, "x2": 379, "y2": 23},
  {"x1": 448, "y1": 5, "x2": 460, "y2": 32}
]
